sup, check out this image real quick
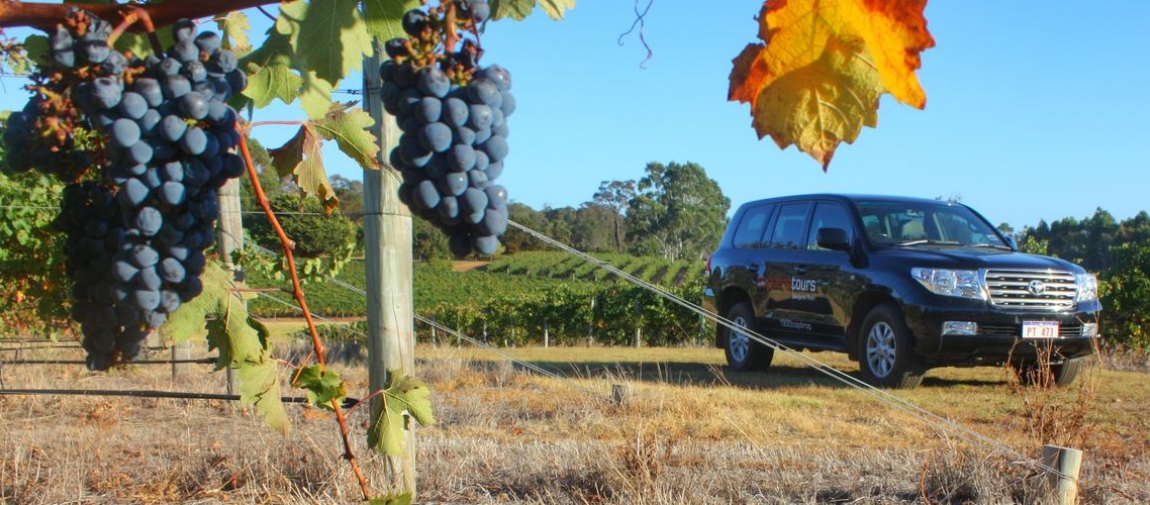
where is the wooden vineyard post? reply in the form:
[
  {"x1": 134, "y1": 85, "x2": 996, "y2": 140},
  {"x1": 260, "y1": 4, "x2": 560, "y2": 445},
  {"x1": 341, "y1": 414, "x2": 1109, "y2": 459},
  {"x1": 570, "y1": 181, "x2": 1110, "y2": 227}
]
[
  {"x1": 217, "y1": 178, "x2": 243, "y2": 393},
  {"x1": 363, "y1": 48, "x2": 417, "y2": 497}
]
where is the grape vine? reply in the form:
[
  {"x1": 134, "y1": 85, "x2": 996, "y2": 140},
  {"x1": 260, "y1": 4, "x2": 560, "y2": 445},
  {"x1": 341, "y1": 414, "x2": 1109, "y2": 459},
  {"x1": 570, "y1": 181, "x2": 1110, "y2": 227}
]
[{"x1": 382, "y1": 0, "x2": 513, "y2": 257}]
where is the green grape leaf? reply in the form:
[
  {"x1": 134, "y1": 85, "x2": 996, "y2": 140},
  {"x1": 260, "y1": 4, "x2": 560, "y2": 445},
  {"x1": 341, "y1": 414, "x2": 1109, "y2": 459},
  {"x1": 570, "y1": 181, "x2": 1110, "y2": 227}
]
[
  {"x1": 217, "y1": 11, "x2": 253, "y2": 56},
  {"x1": 267, "y1": 124, "x2": 339, "y2": 213},
  {"x1": 278, "y1": 0, "x2": 371, "y2": 86},
  {"x1": 239, "y1": 357, "x2": 291, "y2": 436},
  {"x1": 538, "y1": 0, "x2": 576, "y2": 20},
  {"x1": 368, "y1": 493, "x2": 414, "y2": 505},
  {"x1": 293, "y1": 365, "x2": 347, "y2": 410},
  {"x1": 240, "y1": 31, "x2": 302, "y2": 109},
  {"x1": 311, "y1": 106, "x2": 380, "y2": 171},
  {"x1": 368, "y1": 373, "x2": 435, "y2": 455},
  {"x1": 20, "y1": 35, "x2": 49, "y2": 71},
  {"x1": 363, "y1": 0, "x2": 420, "y2": 42},
  {"x1": 159, "y1": 262, "x2": 289, "y2": 435},
  {"x1": 299, "y1": 70, "x2": 336, "y2": 120},
  {"x1": 491, "y1": 0, "x2": 574, "y2": 21}
]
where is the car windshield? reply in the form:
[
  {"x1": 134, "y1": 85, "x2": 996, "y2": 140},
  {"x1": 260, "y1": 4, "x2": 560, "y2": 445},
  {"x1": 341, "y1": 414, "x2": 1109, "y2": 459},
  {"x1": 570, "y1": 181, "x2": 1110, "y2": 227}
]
[{"x1": 855, "y1": 200, "x2": 1009, "y2": 249}]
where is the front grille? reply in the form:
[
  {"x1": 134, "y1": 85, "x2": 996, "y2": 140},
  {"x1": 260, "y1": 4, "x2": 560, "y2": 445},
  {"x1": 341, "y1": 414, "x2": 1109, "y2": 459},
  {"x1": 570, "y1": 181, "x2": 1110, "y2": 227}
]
[
  {"x1": 980, "y1": 323, "x2": 1084, "y2": 338},
  {"x1": 985, "y1": 269, "x2": 1077, "y2": 310}
]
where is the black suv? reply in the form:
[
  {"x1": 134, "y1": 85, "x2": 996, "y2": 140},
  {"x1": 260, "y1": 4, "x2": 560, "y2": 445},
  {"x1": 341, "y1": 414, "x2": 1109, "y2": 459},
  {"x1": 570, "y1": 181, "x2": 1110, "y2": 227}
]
[{"x1": 702, "y1": 194, "x2": 1101, "y2": 388}]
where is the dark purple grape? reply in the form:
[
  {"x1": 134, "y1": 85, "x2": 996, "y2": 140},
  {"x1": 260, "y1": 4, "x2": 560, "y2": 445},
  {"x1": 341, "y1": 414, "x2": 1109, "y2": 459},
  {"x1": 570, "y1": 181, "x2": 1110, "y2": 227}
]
[
  {"x1": 170, "y1": 39, "x2": 200, "y2": 63},
  {"x1": 111, "y1": 118, "x2": 141, "y2": 148},
  {"x1": 138, "y1": 266, "x2": 162, "y2": 291},
  {"x1": 473, "y1": 234, "x2": 499, "y2": 256},
  {"x1": 128, "y1": 141, "x2": 154, "y2": 164},
  {"x1": 467, "y1": 104, "x2": 493, "y2": 130},
  {"x1": 402, "y1": 10, "x2": 429, "y2": 36},
  {"x1": 439, "y1": 171, "x2": 467, "y2": 197},
  {"x1": 137, "y1": 108, "x2": 161, "y2": 136},
  {"x1": 418, "y1": 67, "x2": 450, "y2": 98},
  {"x1": 133, "y1": 78, "x2": 163, "y2": 107},
  {"x1": 134, "y1": 289, "x2": 161, "y2": 311},
  {"x1": 467, "y1": 78, "x2": 501, "y2": 108},
  {"x1": 481, "y1": 135, "x2": 509, "y2": 162},
  {"x1": 160, "y1": 290, "x2": 182, "y2": 313},
  {"x1": 448, "y1": 144, "x2": 476, "y2": 171},
  {"x1": 418, "y1": 97, "x2": 442, "y2": 124},
  {"x1": 90, "y1": 77, "x2": 123, "y2": 110},
  {"x1": 419, "y1": 122, "x2": 452, "y2": 153},
  {"x1": 485, "y1": 185, "x2": 508, "y2": 210},
  {"x1": 159, "y1": 181, "x2": 186, "y2": 206},
  {"x1": 162, "y1": 75, "x2": 192, "y2": 99},
  {"x1": 130, "y1": 244, "x2": 160, "y2": 269},
  {"x1": 156, "y1": 57, "x2": 182, "y2": 77},
  {"x1": 194, "y1": 32, "x2": 222, "y2": 54},
  {"x1": 118, "y1": 178, "x2": 150, "y2": 208},
  {"x1": 500, "y1": 91, "x2": 516, "y2": 116},
  {"x1": 136, "y1": 207, "x2": 163, "y2": 236},
  {"x1": 160, "y1": 115, "x2": 188, "y2": 142},
  {"x1": 443, "y1": 97, "x2": 469, "y2": 127},
  {"x1": 113, "y1": 259, "x2": 139, "y2": 283},
  {"x1": 482, "y1": 65, "x2": 513, "y2": 92},
  {"x1": 415, "y1": 180, "x2": 440, "y2": 210},
  {"x1": 384, "y1": 38, "x2": 409, "y2": 60},
  {"x1": 479, "y1": 207, "x2": 508, "y2": 236},
  {"x1": 172, "y1": 19, "x2": 196, "y2": 42},
  {"x1": 179, "y1": 92, "x2": 209, "y2": 120}
]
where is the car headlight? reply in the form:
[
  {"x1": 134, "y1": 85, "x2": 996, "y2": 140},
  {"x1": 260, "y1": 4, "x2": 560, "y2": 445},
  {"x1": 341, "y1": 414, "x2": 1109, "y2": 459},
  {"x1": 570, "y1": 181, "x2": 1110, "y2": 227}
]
[
  {"x1": 1076, "y1": 273, "x2": 1099, "y2": 302},
  {"x1": 911, "y1": 268, "x2": 986, "y2": 300}
]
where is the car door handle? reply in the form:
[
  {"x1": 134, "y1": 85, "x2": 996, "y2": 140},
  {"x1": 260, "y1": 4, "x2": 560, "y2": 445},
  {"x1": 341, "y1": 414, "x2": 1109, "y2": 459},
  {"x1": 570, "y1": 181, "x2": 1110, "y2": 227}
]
[
  {"x1": 795, "y1": 266, "x2": 808, "y2": 275},
  {"x1": 747, "y1": 263, "x2": 759, "y2": 271}
]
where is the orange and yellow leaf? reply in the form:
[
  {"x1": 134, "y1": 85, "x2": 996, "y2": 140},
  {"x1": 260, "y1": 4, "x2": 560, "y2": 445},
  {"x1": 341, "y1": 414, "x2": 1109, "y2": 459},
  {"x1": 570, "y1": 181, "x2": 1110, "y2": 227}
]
[{"x1": 729, "y1": 0, "x2": 935, "y2": 169}]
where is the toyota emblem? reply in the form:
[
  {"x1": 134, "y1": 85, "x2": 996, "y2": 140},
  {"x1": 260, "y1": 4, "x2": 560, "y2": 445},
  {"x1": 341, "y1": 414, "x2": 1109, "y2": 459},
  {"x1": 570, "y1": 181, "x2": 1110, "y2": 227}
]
[{"x1": 1027, "y1": 280, "x2": 1047, "y2": 295}]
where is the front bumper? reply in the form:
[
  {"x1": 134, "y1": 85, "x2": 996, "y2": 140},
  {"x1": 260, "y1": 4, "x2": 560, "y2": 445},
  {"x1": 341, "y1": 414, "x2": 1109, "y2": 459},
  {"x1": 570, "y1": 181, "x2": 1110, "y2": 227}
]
[{"x1": 900, "y1": 291, "x2": 1101, "y2": 366}]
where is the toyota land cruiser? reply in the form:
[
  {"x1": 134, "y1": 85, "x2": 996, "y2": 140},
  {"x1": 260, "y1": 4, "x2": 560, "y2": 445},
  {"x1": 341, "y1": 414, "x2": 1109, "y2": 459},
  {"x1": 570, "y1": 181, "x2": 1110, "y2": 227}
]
[{"x1": 702, "y1": 194, "x2": 1102, "y2": 388}]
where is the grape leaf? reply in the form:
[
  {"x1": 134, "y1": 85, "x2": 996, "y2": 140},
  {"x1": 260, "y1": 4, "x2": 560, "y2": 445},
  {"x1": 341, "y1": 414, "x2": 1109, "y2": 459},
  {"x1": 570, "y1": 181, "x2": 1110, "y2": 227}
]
[
  {"x1": 293, "y1": 365, "x2": 347, "y2": 410},
  {"x1": 299, "y1": 70, "x2": 335, "y2": 120},
  {"x1": 491, "y1": 0, "x2": 575, "y2": 21},
  {"x1": 161, "y1": 262, "x2": 289, "y2": 435},
  {"x1": 239, "y1": 31, "x2": 303, "y2": 109},
  {"x1": 728, "y1": 0, "x2": 934, "y2": 169},
  {"x1": 311, "y1": 106, "x2": 381, "y2": 171},
  {"x1": 368, "y1": 373, "x2": 435, "y2": 456},
  {"x1": 278, "y1": 0, "x2": 371, "y2": 86},
  {"x1": 268, "y1": 124, "x2": 339, "y2": 213},
  {"x1": 217, "y1": 11, "x2": 253, "y2": 57},
  {"x1": 368, "y1": 493, "x2": 413, "y2": 505},
  {"x1": 363, "y1": 0, "x2": 421, "y2": 42}
]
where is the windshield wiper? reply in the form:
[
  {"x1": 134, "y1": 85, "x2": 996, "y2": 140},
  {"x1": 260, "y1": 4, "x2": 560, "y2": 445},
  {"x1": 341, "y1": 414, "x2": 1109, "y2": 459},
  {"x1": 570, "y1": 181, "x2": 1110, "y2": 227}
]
[
  {"x1": 971, "y1": 243, "x2": 1013, "y2": 251},
  {"x1": 896, "y1": 239, "x2": 961, "y2": 246}
]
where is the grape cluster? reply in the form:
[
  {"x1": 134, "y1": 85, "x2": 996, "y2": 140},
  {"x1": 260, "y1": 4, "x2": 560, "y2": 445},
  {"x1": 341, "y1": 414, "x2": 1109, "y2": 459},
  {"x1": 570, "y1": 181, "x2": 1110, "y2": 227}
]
[
  {"x1": 1, "y1": 9, "x2": 116, "y2": 180},
  {"x1": 381, "y1": 0, "x2": 512, "y2": 257},
  {"x1": 2, "y1": 10, "x2": 248, "y2": 370}
]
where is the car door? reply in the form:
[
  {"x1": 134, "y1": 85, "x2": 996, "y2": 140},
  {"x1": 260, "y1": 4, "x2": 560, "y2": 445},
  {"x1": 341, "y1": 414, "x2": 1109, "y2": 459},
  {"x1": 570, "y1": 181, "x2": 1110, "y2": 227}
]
[
  {"x1": 723, "y1": 202, "x2": 776, "y2": 303},
  {"x1": 792, "y1": 200, "x2": 857, "y2": 350},
  {"x1": 759, "y1": 201, "x2": 813, "y2": 339}
]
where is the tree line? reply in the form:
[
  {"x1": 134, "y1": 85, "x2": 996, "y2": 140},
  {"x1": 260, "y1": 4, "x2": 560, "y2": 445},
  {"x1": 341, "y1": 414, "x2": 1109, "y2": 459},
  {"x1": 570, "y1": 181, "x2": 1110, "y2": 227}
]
[{"x1": 241, "y1": 159, "x2": 732, "y2": 263}]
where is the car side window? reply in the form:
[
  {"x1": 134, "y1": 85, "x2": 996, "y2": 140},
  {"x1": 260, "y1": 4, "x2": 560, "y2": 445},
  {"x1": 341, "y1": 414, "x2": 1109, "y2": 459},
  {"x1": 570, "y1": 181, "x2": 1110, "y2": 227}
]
[
  {"x1": 807, "y1": 202, "x2": 853, "y2": 250},
  {"x1": 768, "y1": 202, "x2": 811, "y2": 250},
  {"x1": 732, "y1": 204, "x2": 775, "y2": 249}
]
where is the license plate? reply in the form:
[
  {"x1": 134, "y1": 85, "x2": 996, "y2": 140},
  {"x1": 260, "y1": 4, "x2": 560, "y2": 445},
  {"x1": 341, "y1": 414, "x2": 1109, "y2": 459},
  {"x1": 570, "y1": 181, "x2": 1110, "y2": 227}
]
[{"x1": 1022, "y1": 320, "x2": 1060, "y2": 338}]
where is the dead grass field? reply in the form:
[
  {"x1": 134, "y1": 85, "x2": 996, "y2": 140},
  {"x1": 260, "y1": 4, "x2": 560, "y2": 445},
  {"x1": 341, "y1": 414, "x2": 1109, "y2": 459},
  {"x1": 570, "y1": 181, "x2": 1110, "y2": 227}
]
[{"x1": 2, "y1": 338, "x2": 1149, "y2": 504}]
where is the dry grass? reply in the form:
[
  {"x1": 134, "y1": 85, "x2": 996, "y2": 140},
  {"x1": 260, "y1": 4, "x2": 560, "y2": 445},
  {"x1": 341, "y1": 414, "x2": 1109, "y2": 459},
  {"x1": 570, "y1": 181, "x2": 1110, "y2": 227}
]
[{"x1": 2, "y1": 340, "x2": 1149, "y2": 504}]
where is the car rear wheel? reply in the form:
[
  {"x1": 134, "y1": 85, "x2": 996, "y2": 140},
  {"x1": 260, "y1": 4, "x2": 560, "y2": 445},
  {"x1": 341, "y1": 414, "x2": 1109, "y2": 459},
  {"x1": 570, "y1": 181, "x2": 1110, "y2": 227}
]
[
  {"x1": 724, "y1": 302, "x2": 773, "y2": 372},
  {"x1": 858, "y1": 304, "x2": 925, "y2": 389}
]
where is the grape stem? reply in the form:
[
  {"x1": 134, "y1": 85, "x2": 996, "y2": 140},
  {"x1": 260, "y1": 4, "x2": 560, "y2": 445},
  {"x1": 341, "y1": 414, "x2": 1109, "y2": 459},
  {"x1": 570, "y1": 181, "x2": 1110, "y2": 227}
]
[
  {"x1": 237, "y1": 127, "x2": 372, "y2": 502},
  {"x1": 444, "y1": 2, "x2": 460, "y2": 55},
  {"x1": 107, "y1": 7, "x2": 164, "y2": 56}
]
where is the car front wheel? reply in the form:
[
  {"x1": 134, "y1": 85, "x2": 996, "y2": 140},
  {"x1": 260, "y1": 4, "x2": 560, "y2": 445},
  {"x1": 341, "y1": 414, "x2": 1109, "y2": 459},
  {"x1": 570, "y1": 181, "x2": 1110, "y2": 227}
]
[
  {"x1": 857, "y1": 304, "x2": 925, "y2": 388},
  {"x1": 724, "y1": 302, "x2": 774, "y2": 372}
]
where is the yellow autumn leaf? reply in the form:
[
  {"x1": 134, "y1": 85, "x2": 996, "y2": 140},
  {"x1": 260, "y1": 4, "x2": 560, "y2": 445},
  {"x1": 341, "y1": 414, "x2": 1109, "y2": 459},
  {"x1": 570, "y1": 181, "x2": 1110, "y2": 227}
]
[{"x1": 729, "y1": 0, "x2": 935, "y2": 169}]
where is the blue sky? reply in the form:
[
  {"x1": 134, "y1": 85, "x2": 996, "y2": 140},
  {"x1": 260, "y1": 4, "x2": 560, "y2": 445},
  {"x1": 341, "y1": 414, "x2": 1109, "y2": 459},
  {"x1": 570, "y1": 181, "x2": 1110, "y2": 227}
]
[{"x1": 3, "y1": 1, "x2": 1147, "y2": 231}]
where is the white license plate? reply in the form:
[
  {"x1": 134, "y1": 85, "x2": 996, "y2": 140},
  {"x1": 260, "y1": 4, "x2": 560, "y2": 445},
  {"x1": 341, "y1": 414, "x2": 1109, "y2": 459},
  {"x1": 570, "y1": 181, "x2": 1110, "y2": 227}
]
[{"x1": 1022, "y1": 320, "x2": 1060, "y2": 339}]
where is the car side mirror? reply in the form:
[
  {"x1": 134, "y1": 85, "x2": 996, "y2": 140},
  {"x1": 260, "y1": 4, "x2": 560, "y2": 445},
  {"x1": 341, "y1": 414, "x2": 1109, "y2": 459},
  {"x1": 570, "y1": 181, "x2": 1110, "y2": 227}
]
[{"x1": 817, "y1": 227, "x2": 851, "y2": 252}]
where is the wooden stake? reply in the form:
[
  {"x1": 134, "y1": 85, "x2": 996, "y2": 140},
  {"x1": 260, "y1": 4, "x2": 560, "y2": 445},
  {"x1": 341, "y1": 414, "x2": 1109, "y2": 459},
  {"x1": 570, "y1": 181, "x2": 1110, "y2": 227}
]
[{"x1": 364, "y1": 47, "x2": 417, "y2": 498}]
